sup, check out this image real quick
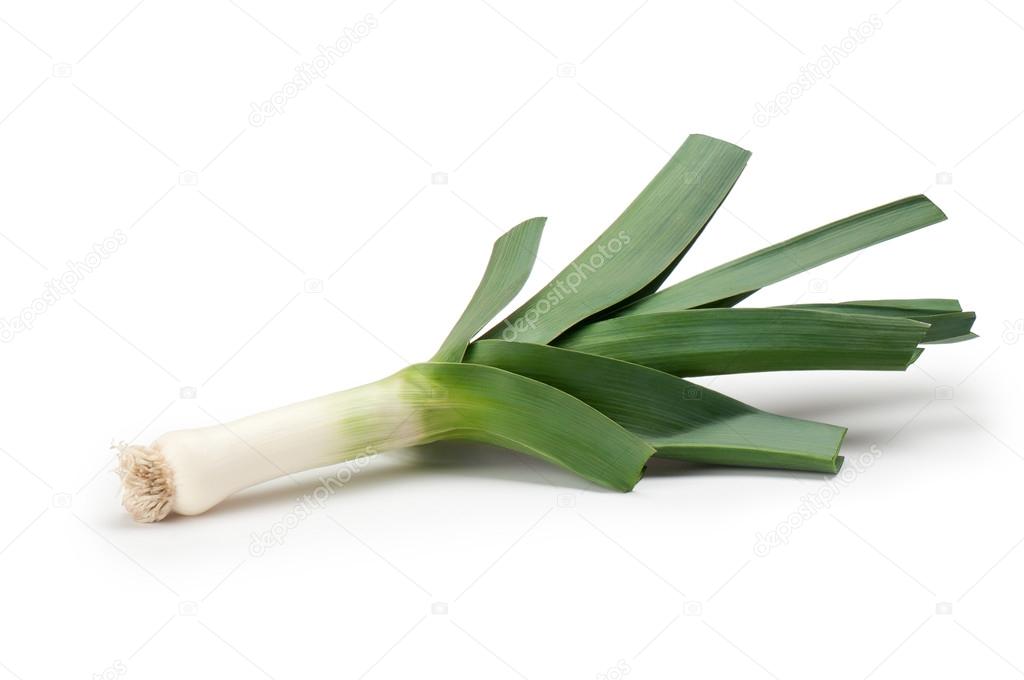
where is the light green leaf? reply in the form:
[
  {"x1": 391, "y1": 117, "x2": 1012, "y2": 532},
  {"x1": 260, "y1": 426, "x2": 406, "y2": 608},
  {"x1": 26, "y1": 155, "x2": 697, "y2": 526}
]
[
  {"x1": 616, "y1": 195, "x2": 948, "y2": 316},
  {"x1": 556, "y1": 308, "x2": 929, "y2": 376},
  {"x1": 405, "y1": 362, "x2": 653, "y2": 490},
  {"x1": 432, "y1": 217, "x2": 546, "y2": 362},
  {"x1": 482, "y1": 134, "x2": 751, "y2": 344},
  {"x1": 465, "y1": 341, "x2": 845, "y2": 473}
]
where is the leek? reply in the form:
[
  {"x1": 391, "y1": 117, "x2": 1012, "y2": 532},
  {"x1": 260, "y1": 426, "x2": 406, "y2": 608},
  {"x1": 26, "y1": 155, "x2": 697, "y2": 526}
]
[{"x1": 117, "y1": 133, "x2": 975, "y2": 522}]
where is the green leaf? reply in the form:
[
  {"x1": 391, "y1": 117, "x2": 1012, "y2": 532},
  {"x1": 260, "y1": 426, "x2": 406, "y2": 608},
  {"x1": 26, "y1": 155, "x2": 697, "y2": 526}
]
[
  {"x1": 922, "y1": 329, "x2": 978, "y2": 344},
  {"x1": 432, "y1": 217, "x2": 547, "y2": 362},
  {"x1": 616, "y1": 195, "x2": 948, "y2": 316},
  {"x1": 556, "y1": 308, "x2": 929, "y2": 376},
  {"x1": 781, "y1": 299, "x2": 976, "y2": 344},
  {"x1": 465, "y1": 341, "x2": 845, "y2": 473},
  {"x1": 481, "y1": 134, "x2": 751, "y2": 344},
  {"x1": 405, "y1": 362, "x2": 653, "y2": 490},
  {"x1": 837, "y1": 299, "x2": 964, "y2": 313}
]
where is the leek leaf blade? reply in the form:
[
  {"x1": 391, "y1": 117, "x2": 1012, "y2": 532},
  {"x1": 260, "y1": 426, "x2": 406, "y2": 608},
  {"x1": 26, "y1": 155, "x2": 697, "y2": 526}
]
[
  {"x1": 781, "y1": 299, "x2": 976, "y2": 344},
  {"x1": 407, "y1": 362, "x2": 653, "y2": 490},
  {"x1": 555, "y1": 308, "x2": 929, "y2": 376},
  {"x1": 617, "y1": 195, "x2": 947, "y2": 315},
  {"x1": 432, "y1": 217, "x2": 546, "y2": 362}
]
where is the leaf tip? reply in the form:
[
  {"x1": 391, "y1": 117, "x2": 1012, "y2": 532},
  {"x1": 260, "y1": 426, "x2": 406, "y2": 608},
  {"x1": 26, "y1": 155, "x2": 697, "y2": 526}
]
[
  {"x1": 916, "y1": 194, "x2": 948, "y2": 222},
  {"x1": 685, "y1": 132, "x2": 752, "y2": 158}
]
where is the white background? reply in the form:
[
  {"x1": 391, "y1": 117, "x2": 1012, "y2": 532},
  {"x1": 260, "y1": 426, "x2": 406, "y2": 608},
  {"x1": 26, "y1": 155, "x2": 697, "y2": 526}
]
[{"x1": 1, "y1": 1, "x2": 1022, "y2": 678}]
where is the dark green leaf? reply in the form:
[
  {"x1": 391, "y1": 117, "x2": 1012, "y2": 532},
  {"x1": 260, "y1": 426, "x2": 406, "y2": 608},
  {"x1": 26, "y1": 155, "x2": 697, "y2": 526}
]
[
  {"x1": 781, "y1": 300, "x2": 976, "y2": 344},
  {"x1": 556, "y1": 308, "x2": 929, "y2": 376},
  {"x1": 465, "y1": 341, "x2": 845, "y2": 473}
]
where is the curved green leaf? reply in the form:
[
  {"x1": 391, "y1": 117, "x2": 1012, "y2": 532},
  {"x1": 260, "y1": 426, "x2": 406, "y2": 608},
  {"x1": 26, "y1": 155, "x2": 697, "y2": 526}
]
[
  {"x1": 556, "y1": 308, "x2": 929, "y2": 376},
  {"x1": 432, "y1": 217, "x2": 546, "y2": 362},
  {"x1": 404, "y1": 362, "x2": 653, "y2": 490}
]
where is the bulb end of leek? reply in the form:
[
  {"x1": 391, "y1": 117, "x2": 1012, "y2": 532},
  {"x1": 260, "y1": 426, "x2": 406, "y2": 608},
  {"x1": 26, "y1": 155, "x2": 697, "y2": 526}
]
[{"x1": 116, "y1": 442, "x2": 175, "y2": 523}]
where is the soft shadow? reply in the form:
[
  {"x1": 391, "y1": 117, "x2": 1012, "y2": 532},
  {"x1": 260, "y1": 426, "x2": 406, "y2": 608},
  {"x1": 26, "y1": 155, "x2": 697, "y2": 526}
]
[
  {"x1": 835, "y1": 405, "x2": 972, "y2": 452},
  {"x1": 643, "y1": 391, "x2": 976, "y2": 480},
  {"x1": 642, "y1": 456, "x2": 827, "y2": 481},
  {"x1": 208, "y1": 440, "x2": 593, "y2": 520},
  {"x1": 762, "y1": 383, "x2": 931, "y2": 421}
]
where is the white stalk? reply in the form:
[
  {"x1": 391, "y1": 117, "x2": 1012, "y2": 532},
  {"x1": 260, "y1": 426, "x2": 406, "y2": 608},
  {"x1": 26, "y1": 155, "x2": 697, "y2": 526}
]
[{"x1": 118, "y1": 370, "x2": 426, "y2": 522}]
